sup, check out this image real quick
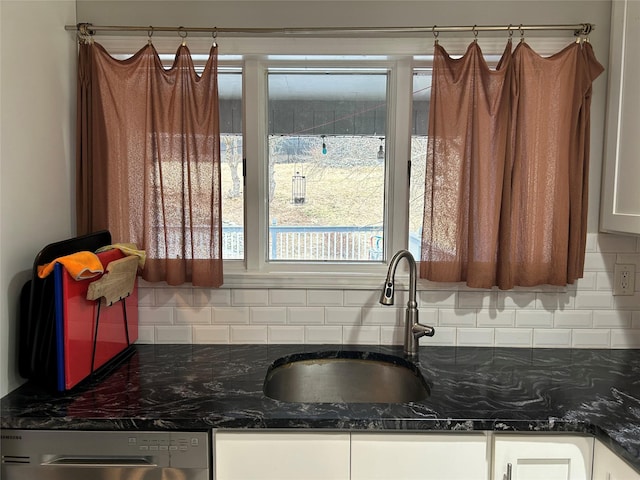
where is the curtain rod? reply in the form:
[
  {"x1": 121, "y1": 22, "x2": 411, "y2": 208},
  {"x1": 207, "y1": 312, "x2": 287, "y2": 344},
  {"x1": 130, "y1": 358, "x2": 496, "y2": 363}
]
[{"x1": 66, "y1": 22, "x2": 594, "y2": 38}]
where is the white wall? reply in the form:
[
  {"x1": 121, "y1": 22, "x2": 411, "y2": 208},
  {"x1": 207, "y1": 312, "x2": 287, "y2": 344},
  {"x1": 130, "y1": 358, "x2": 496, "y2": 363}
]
[{"x1": 0, "y1": 1, "x2": 76, "y2": 396}]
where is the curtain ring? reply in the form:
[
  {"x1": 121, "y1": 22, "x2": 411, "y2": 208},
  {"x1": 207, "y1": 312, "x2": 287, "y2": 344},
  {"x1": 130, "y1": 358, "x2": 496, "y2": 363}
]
[
  {"x1": 212, "y1": 27, "x2": 218, "y2": 48},
  {"x1": 519, "y1": 24, "x2": 525, "y2": 42},
  {"x1": 147, "y1": 26, "x2": 154, "y2": 45},
  {"x1": 507, "y1": 24, "x2": 513, "y2": 39},
  {"x1": 472, "y1": 24, "x2": 478, "y2": 42},
  {"x1": 178, "y1": 27, "x2": 188, "y2": 46},
  {"x1": 432, "y1": 25, "x2": 439, "y2": 44},
  {"x1": 77, "y1": 23, "x2": 95, "y2": 44}
]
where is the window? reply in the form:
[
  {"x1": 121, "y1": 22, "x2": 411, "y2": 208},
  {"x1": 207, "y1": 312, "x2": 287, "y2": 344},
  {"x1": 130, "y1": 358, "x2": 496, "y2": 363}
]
[
  {"x1": 267, "y1": 70, "x2": 388, "y2": 261},
  {"x1": 219, "y1": 70, "x2": 244, "y2": 260},
  {"x1": 409, "y1": 67, "x2": 431, "y2": 260}
]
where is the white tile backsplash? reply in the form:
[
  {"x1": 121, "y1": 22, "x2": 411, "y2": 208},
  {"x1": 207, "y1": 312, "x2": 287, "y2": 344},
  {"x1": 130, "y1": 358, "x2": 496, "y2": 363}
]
[
  {"x1": 344, "y1": 289, "x2": 381, "y2": 306},
  {"x1": 593, "y1": 310, "x2": 632, "y2": 328},
  {"x1": 515, "y1": 310, "x2": 553, "y2": 328},
  {"x1": 212, "y1": 307, "x2": 250, "y2": 324},
  {"x1": 362, "y1": 306, "x2": 402, "y2": 325},
  {"x1": 137, "y1": 288, "x2": 155, "y2": 306},
  {"x1": 476, "y1": 310, "x2": 515, "y2": 327},
  {"x1": 138, "y1": 306, "x2": 174, "y2": 325},
  {"x1": 155, "y1": 325, "x2": 192, "y2": 343},
  {"x1": 597, "y1": 234, "x2": 638, "y2": 253},
  {"x1": 571, "y1": 329, "x2": 611, "y2": 348},
  {"x1": 287, "y1": 307, "x2": 325, "y2": 325},
  {"x1": 343, "y1": 326, "x2": 380, "y2": 344},
  {"x1": 136, "y1": 325, "x2": 155, "y2": 343},
  {"x1": 230, "y1": 326, "x2": 268, "y2": 344},
  {"x1": 269, "y1": 289, "x2": 307, "y2": 306},
  {"x1": 495, "y1": 328, "x2": 533, "y2": 347},
  {"x1": 611, "y1": 329, "x2": 640, "y2": 348},
  {"x1": 574, "y1": 291, "x2": 614, "y2": 310},
  {"x1": 553, "y1": 310, "x2": 593, "y2": 328},
  {"x1": 268, "y1": 326, "x2": 305, "y2": 344},
  {"x1": 426, "y1": 326, "x2": 456, "y2": 346},
  {"x1": 439, "y1": 309, "x2": 476, "y2": 327},
  {"x1": 175, "y1": 307, "x2": 212, "y2": 325},
  {"x1": 458, "y1": 291, "x2": 496, "y2": 309},
  {"x1": 155, "y1": 288, "x2": 193, "y2": 307},
  {"x1": 533, "y1": 329, "x2": 572, "y2": 348},
  {"x1": 250, "y1": 307, "x2": 287, "y2": 325},
  {"x1": 307, "y1": 289, "x2": 343, "y2": 306},
  {"x1": 194, "y1": 288, "x2": 231, "y2": 306},
  {"x1": 498, "y1": 292, "x2": 537, "y2": 309},
  {"x1": 193, "y1": 325, "x2": 230, "y2": 344},
  {"x1": 380, "y1": 326, "x2": 404, "y2": 344},
  {"x1": 134, "y1": 233, "x2": 640, "y2": 348},
  {"x1": 232, "y1": 289, "x2": 269, "y2": 306},
  {"x1": 325, "y1": 307, "x2": 361, "y2": 325},
  {"x1": 420, "y1": 291, "x2": 456, "y2": 307},
  {"x1": 305, "y1": 326, "x2": 343, "y2": 344},
  {"x1": 457, "y1": 328, "x2": 494, "y2": 346}
]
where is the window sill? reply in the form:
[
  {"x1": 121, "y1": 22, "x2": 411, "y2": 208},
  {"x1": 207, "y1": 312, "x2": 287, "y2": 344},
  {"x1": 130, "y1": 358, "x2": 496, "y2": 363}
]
[{"x1": 138, "y1": 262, "x2": 571, "y2": 293}]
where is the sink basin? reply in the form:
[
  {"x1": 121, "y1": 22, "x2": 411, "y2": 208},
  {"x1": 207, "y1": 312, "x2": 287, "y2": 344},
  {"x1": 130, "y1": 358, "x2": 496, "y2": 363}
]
[{"x1": 263, "y1": 351, "x2": 429, "y2": 403}]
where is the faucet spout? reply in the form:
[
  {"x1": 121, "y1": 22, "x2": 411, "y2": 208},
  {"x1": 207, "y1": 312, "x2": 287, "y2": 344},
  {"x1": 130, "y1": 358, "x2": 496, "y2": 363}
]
[{"x1": 379, "y1": 250, "x2": 435, "y2": 360}]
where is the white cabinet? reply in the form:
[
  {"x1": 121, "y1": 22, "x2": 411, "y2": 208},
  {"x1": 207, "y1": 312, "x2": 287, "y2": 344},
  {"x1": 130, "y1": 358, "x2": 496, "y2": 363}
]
[
  {"x1": 214, "y1": 431, "x2": 639, "y2": 480},
  {"x1": 600, "y1": 0, "x2": 640, "y2": 235},
  {"x1": 214, "y1": 431, "x2": 350, "y2": 480},
  {"x1": 492, "y1": 434, "x2": 594, "y2": 480},
  {"x1": 593, "y1": 439, "x2": 640, "y2": 480},
  {"x1": 215, "y1": 431, "x2": 488, "y2": 480},
  {"x1": 351, "y1": 433, "x2": 489, "y2": 480}
]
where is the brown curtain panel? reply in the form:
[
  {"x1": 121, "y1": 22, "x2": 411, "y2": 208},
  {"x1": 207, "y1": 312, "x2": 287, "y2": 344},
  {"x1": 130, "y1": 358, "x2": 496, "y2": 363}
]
[
  {"x1": 76, "y1": 42, "x2": 223, "y2": 287},
  {"x1": 420, "y1": 40, "x2": 603, "y2": 290}
]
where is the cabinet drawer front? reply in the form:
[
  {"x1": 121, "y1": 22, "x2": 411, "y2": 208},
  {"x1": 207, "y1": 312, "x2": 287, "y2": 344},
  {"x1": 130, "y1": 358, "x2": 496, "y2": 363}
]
[
  {"x1": 215, "y1": 432, "x2": 350, "y2": 480},
  {"x1": 351, "y1": 433, "x2": 489, "y2": 480}
]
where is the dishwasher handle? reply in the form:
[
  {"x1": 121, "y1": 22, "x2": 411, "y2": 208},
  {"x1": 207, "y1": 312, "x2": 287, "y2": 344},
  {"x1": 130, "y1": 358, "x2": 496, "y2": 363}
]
[{"x1": 43, "y1": 456, "x2": 158, "y2": 468}]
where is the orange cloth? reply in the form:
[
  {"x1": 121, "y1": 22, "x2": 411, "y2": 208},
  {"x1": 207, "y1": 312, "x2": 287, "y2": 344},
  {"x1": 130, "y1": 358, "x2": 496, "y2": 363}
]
[{"x1": 37, "y1": 251, "x2": 104, "y2": 280}]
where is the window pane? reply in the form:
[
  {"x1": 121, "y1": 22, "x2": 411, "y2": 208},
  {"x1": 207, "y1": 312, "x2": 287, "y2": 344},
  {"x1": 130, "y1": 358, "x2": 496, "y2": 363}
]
[
  {"x1": 409, "y1": 69, "x2": 431, "y2": 259},
  {"x1": 219, "y1": 71, "x2": 244, "y2": 260},
  {"x1": 267, "y1": 71, "x2": 387, "y2": 261}
]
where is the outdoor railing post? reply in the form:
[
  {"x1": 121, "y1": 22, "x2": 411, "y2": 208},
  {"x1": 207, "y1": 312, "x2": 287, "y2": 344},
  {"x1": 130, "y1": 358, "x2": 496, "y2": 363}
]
[{"x1": 270, "y1": 227, "x2": 278, "y2": 260}]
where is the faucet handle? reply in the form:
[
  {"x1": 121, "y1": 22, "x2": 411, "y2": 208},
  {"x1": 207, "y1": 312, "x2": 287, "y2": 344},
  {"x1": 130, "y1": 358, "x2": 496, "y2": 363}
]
[{"x1": 412, "y1": 322, "x2": 435, "y2": 339}]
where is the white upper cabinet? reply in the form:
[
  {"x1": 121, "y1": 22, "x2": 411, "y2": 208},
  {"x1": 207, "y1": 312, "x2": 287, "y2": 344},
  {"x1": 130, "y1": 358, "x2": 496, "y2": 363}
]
[{"x1": 601, "y1": 0, "x2": 640, "y2": 235}]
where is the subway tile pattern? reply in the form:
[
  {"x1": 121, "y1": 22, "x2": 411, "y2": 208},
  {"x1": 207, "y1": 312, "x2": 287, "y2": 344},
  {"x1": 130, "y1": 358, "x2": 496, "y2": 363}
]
[{"x1": 136, "y1": 233, "x2": 640, "y2": 348}]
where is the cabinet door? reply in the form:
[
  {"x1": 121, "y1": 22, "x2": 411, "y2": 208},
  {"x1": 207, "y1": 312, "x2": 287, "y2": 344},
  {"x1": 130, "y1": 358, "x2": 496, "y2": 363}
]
[
  {"x1": 492, "y1": 435, "x2": 593, "y2": 480},
  {"x1": 214, "y1": 431, "x2": 350, "y2": 480},
  {"x1": 593, "y1": 439, "x2": 640, "y2": 480},
  {"x1": 351, "y1": 432, "x2": 489, "y2": 480},
  {"x1": 600, "y1": 0, "x2": 640, "y2": 235}
]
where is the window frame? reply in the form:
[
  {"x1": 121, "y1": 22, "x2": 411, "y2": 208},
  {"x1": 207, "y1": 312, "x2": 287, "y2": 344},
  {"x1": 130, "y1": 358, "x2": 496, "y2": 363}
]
[{"x1": 238, "y1": 52, "x2": 411, "y2": 288}]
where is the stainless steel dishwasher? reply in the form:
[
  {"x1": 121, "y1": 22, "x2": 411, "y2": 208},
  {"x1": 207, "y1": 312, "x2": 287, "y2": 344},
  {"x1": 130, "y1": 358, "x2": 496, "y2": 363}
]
[{"x1": 1, "y1": 429, "x2": 210, "y2": 479}]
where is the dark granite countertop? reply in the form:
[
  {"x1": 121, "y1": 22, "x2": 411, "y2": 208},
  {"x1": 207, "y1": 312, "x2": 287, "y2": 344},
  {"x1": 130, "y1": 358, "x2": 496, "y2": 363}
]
[{"x1": 2, "y1": 344, "x2": 639, "y2": 472}]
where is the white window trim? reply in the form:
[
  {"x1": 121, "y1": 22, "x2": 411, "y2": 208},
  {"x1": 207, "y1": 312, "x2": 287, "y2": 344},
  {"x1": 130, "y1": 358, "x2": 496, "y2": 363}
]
[{"x1": 95, "y1": 35, "x2": 573, "y2": 290}]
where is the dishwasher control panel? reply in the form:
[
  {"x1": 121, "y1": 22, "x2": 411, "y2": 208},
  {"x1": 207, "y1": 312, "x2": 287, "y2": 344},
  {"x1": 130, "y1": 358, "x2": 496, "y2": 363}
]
[{"x1": 124, "y1": 432, "x2": 208, "y2": 467}]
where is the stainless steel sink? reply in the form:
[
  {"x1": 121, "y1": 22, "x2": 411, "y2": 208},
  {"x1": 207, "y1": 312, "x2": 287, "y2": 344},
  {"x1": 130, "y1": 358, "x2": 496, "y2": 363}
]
[{"x1": 263, "y1": 351, "x2": 429, "y2": 403}]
